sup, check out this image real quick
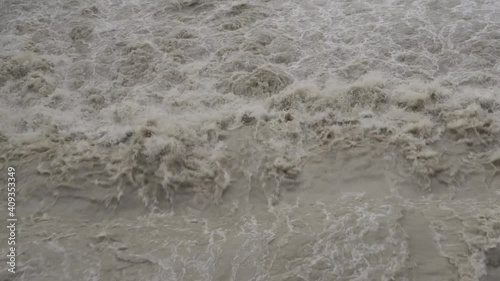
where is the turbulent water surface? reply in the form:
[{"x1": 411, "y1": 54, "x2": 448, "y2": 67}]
[{"x1": 1, "y1": 0, "x2": 500, "y2": 280}]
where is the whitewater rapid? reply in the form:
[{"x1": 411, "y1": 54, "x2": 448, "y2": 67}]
[{"x1": 0, "y1": 0, "x2": 499, "y2": 280}]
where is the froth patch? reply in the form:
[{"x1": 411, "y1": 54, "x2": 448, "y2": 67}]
[
  {"x1": 157, "y1": 37, "x2": 209, "y2": 64},
  {"x1": 25, "y1": 72, "x2": 56, "y2": 97},
  {"x1": 268, "y1": 82, "x2": 324, "y2": 112},
  {"x1": 115, "y1": 43, "x2": 156, "y2": 86},
  {"x1": 67, "y1": 61, "x2": 94, "y2": 90},
  {"x1": 228, "y1": 65, "x2": 293, "y2": 98},
  {"x1": 216, "y1": 3, "x2": 269, "y2": 31},
  {"x1": 164, "y1": 0, "x2": 204, "y2": 10},
  {"x1": 393, "y1": 82, "x2": 444, "y2": 111},
  {"x1": 0, "y1": 52, "x2": 56, "y2": 105},
  {"x1": 103, "y1": 101, "x2": 144, "y2": 125},
  {"x1": 218, "y1": 52, "x2": 266, "y2": 73},
  {"x1": 69, "y1": 25, "x2": 93, "y2": 41},
  {"x1": 0, "y1": 52, "x2": 54, "y2": 86}
]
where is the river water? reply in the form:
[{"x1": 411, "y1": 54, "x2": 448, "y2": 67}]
[{"x1": 0, "y1": 0, "x2": 499, "y2": 280}]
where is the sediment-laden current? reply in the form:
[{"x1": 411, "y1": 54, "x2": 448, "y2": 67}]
[{"x1": 0, "y1": 0, "x2": 499, "y2": 280}]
